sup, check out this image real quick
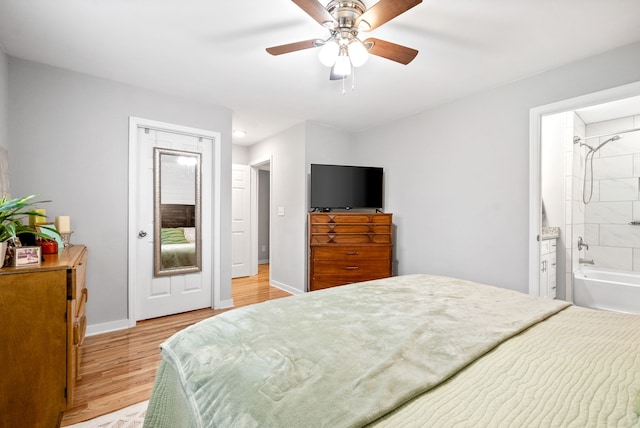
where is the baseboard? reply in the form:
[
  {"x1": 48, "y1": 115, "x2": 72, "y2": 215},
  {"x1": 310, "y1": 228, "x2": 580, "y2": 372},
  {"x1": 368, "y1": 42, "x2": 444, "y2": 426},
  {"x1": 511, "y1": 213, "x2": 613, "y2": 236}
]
[
  {"x1": 85, "y1": 299, "x2": 240, "y2": 336},
  {"x1": 258, "y1": 259, "x2": 270, "y2": 265},
  {"x1": 86, "y1": 319, "x2": 130, "y2": 336},
  {"x1": 270, "y1": 279, "x2": 304, "y2": 295},
  {"x1": 219, "y1": 298, "x2": 234, "y2": 309}
]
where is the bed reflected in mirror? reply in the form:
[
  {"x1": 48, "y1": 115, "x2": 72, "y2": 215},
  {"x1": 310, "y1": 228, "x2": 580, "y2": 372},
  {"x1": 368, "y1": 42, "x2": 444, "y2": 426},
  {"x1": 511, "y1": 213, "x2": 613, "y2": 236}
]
[{"x1": 154, "y1": 148, "x2": 202, "y2": 276}]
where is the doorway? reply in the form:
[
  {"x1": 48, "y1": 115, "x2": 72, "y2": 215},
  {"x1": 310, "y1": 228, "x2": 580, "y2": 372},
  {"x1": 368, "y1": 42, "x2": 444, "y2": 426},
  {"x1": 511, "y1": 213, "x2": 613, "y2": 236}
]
[
  {"x1": 251, "y1": 157, "x2": 272, "y2": 282},
  {"x1": 127, "y1": 117, "x2": 222, "y2": 326},
  {"x1": 529, "y1": 81, "x2": 640, "y2": 299}
]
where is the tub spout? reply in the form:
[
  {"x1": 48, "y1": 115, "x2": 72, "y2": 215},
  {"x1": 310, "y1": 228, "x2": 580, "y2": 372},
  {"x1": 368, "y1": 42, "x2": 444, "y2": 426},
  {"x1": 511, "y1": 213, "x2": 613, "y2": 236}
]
[{"x1": 579, "y1": 258, "x2": 594, "y2": 265}]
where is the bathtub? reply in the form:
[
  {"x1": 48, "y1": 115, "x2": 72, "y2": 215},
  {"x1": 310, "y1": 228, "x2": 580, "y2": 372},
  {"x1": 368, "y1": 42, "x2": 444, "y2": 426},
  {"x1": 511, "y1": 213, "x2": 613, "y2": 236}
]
[{"x1": 573, "y1": 267, "x2": 640, "y2": 315}]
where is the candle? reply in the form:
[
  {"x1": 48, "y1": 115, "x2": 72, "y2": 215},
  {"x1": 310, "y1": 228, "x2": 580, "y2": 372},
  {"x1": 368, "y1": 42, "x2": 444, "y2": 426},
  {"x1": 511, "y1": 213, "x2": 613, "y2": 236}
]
[
  {"x1": 55, "y1": 216, "x2": 71, "y2": 233},
  {"x1": 29, "y1": 209, "x2": 46, "y2": 226}
]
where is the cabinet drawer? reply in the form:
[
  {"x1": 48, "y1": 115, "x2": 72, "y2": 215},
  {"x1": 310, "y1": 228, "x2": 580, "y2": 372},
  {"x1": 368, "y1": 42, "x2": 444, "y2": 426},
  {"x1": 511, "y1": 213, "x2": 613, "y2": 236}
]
[
  {"x1": 311, "y1": 273, "x2": 390, "y2": 290},
  {"x1": 310, "y1": 224, "x2": 391, "y2": 234},
  {"x1": 313, "y1": 246, "x2": 391, "y2": 260},
  {"x1": 311, "y1": 234, "x2": 391, "y2": 244},
  {"x1": 310, "y1": 214, "x2": 392, "y2": 224},
  {"x1": 313, "y1": 259, "x2": 390, "y2": 276}
]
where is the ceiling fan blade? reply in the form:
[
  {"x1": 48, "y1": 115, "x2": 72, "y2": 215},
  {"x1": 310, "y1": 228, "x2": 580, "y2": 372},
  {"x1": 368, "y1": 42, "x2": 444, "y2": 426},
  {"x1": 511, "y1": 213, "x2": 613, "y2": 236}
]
[
  {"x1": 292, "y1": 0, "x2": 337, "y2": 28},
  {"x1": 357, "y1": 0, "x2": 422, "y2": 32},
  {"x1": 266, "y1": 39, "x2": 320, "y2": 56},
  {"x1": 364, "y1": 38, "x2": 418, "y2": 65}
]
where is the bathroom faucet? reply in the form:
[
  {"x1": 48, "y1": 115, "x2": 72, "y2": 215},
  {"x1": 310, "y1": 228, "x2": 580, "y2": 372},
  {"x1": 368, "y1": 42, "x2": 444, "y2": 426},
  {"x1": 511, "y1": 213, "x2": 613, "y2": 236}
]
[
  {"x1": 579, "y1": 258, "x2": 594, "y2": 265},
  {"x1": 577, "y1": 237, "x2": 589, "y2": 251}
]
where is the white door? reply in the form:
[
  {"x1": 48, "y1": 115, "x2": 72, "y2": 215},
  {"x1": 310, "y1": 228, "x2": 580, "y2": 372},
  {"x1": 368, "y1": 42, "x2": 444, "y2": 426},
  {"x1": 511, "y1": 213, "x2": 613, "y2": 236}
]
[
  {"x1": 135, "y1": 128, "x2": 212, "y2": 320},
  {"x1": 232, "y1": 164, "x2": 251, "y2": 278}
]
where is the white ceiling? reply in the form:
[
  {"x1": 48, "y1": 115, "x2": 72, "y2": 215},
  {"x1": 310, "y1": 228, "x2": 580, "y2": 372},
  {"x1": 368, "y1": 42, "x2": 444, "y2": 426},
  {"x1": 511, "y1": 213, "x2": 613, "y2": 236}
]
[
  {"x1": 1, "y1": 0, "x2": 640, "y2": 145},
  {"x1": 575, "y1": 95, "x2": 640, "y2": 125}
]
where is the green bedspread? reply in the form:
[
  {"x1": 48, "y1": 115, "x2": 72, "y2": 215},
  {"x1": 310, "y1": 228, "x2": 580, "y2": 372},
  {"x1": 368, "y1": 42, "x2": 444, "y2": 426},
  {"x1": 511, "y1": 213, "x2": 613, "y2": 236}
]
[{"x1": 143, "y1": 274, "x2": 570, "y2": 428}]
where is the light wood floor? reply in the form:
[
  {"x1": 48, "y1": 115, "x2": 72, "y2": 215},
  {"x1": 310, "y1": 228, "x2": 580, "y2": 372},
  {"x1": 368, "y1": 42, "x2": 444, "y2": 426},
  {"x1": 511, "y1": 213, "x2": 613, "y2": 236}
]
[{"x1": 61, "y1": 264, "x2": 290, "y2": 426}]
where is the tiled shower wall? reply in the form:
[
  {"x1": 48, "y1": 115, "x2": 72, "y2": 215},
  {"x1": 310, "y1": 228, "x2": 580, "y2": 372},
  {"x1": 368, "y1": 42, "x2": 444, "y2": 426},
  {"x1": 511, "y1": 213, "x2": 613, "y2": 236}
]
[{"x1": 582, "y1": 114, "x2": 640, "y2": 271}]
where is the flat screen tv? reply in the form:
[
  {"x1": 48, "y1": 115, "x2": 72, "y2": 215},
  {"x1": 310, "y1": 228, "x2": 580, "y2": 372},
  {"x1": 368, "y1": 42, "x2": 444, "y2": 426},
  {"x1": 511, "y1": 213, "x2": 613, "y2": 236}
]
[{"x1": 310, "y1": 164, "x2": 383, "y2": 210}]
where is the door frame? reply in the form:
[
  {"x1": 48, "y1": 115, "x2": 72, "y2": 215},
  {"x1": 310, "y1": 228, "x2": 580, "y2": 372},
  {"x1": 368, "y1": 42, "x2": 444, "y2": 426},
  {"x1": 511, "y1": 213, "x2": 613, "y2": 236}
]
[
  {"x1": 128, "y1": 116, "x2": 222, "y2": 327},
  {"x1": 528, "y1": 80, "x2": 640, "y2": 297},
  {"x1": 249, "y1": 156, "x2": 272, "y2": 281}
]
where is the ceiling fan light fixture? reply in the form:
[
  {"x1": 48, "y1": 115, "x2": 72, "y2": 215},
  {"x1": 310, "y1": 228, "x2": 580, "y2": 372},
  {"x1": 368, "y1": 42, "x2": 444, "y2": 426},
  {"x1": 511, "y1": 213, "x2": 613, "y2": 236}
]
[
  {"x1": 357, "y1": 20, "x2": 371, "y2": 31},
  {"x1": 319, "y1": 41, "x2": 339, "y2": 66},
  {"x1": 334, "y1": 51, "x2": 352, "y2": 76},
  {"x1": 348, "y1": 39, "x2": 369, "y2": 67}
]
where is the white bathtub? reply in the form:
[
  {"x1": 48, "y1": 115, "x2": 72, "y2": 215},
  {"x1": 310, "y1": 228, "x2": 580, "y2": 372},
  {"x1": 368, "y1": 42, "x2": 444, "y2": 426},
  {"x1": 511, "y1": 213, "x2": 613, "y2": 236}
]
[{"x1": 573, "y1": 267, "x2": 640, "y2": 315}]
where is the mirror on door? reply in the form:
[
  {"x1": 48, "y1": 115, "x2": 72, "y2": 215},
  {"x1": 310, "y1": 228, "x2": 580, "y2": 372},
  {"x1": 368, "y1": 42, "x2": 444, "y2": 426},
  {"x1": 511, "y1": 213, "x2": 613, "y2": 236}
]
[{"x1": 153, "y1": 147, "x2": 202, "y2": 276}]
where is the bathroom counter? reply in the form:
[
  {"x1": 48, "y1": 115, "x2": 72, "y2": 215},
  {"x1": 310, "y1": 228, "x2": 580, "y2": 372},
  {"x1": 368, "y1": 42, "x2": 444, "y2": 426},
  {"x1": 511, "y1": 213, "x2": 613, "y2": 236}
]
[{"x1": 541, "y1": 226, "x2": 560, "y2": 240}]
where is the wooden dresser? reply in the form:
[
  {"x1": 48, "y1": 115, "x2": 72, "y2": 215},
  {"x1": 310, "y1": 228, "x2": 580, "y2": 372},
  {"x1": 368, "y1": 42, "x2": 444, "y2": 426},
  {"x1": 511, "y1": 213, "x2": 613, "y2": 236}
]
[
  {"x1": 308, "y1": 213, "x2": 392, "y2": 291},
  {"x1": 0, "y1": 245, "x2": 88, "y2": 428}
]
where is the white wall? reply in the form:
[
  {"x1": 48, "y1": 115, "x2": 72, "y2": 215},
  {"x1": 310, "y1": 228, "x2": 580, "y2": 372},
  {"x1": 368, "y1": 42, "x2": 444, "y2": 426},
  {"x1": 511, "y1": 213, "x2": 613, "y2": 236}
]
[
  {"x1": 352, "y1": 42, "x2": 640, "y2": 294},
  {"x1": 305, "y1": 121, "x2": 356, "y2": 209},
  {"x1": 249, "y1": 123, "x2": 306, "y2": 293},
  {"x1": 0, "y1": 46, "x2": 6, "y2": 150},
  {"x1": 7, "y1": 58, "x2": 233, "y2": 327},
  {"x1": 0, "y1": 46, "x2": 8, "y2": 196},
  {"x1": 232, "y1": 144, "x2": 250, "y2": 165}
]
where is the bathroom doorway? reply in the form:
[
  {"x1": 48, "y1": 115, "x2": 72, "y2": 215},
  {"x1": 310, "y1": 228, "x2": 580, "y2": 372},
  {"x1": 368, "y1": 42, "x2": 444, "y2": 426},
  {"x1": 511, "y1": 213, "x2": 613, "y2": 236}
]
[{"x1": 530, "y1": 82, "x2": 640, "y2": 300}]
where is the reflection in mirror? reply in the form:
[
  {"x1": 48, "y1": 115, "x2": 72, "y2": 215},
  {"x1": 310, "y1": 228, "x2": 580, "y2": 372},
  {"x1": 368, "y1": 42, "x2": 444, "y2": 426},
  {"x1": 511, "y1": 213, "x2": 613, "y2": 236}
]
[{"x1": 154, "y1": 148, "x2": 202, "y2": 276}]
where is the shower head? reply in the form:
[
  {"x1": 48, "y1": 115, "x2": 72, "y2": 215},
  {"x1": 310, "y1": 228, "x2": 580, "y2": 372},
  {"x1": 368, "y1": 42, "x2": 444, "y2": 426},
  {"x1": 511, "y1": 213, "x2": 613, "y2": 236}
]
[{"x1": 594, "y1": 134, "x2": 621, "y2": 152}]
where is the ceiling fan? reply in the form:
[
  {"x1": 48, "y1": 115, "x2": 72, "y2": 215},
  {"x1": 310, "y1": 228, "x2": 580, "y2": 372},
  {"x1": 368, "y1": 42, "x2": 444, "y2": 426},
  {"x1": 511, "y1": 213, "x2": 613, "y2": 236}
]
[{"x1": 266, "y1": 0, "x2": 422, "y2": 80}]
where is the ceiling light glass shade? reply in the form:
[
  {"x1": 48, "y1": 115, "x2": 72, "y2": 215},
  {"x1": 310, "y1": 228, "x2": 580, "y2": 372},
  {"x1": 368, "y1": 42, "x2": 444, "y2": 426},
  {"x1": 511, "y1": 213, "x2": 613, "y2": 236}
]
[
  {"x1": 334, "y1": 54, "x2": 352, "y2": 76},
  {"x1": 349, "y1": 40, "x2": 369, "y2": 67},
  {"x1": 318, "y1": 41, "x2": 339, "y2": 67}
]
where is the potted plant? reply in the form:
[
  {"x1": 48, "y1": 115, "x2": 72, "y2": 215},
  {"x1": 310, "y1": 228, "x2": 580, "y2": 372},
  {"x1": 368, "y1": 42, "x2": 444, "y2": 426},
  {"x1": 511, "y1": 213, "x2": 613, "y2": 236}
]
[{"x1": 0, "y1": 194, "x2": 55, "y2": 266}]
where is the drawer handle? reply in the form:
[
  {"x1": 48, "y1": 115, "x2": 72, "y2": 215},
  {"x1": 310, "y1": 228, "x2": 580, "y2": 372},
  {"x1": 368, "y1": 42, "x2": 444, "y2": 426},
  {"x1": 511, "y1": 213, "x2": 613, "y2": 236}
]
[
  {"x1": 345, "y1": 252, "x2": 360, "y2": 255},
  {"x1": 345, "y1": 266, "x2": 360, "y2": 270}
]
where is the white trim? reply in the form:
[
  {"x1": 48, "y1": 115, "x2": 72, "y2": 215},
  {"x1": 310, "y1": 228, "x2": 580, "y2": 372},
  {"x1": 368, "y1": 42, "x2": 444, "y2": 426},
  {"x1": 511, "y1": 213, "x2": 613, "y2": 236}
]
[
  {"x1": 128, "y1": 117, "x2": 222, "y2": 327},
  {"x1": 218, "y1": 298, "x2": 234, "y2": 310},
  {"x1": 528, "y1": 80, "x2": 640, "y2": 297},
  {"x1": 86, "y1": 319, "x2": 130, "y2": 336},
  {"x1": 270, "y1": 279, "x2": 303, "y2": 296}
]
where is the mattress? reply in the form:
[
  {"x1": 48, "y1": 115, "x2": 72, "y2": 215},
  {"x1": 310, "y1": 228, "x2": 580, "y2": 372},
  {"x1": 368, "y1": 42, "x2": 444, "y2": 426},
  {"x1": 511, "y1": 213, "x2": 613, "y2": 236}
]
[{"x1": 143, "y1": 274, "x2": 640, "y2": 427}]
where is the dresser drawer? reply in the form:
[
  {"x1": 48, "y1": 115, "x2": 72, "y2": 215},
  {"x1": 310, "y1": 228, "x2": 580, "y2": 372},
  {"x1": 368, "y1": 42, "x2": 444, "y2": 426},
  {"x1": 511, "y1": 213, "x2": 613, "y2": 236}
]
[
  {"x1": 313, "y1": 259, "x2": 390, "y2": 276},
  {"x1": 311, "y1": 273, "x2": 390, "y2": 290},
  {"x1": 310, "y1": 234, "x2": 391, "y2": 244},
  {"x1": 310, "y1": 224, "x2": 391, "y2": 234},
  {"x1": 310, "y1": 214, "x2": 392, "y2": 224},
  {"x1": 313, "y1": 246, "x2": 391, "y2": 261}
]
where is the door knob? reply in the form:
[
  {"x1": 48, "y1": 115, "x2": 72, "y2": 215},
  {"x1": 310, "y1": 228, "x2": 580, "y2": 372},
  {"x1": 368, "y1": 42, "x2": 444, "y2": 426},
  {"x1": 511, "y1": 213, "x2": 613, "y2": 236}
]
[{"x1": 138, "y1": 230, "x2": 147, "y2": 238}]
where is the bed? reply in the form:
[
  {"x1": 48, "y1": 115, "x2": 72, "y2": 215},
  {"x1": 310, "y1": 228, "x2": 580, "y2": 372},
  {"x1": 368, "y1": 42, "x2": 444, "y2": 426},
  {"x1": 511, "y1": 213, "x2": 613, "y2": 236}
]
[{"x1": 143, "y1": 274, "x2": 640, "y2": 427}]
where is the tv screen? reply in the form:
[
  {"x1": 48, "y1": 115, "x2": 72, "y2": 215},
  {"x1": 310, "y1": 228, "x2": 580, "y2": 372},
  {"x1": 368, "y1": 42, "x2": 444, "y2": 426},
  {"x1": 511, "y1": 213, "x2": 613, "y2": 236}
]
[{"x1": 310, "y1": 164, "x2": 383, "y2": 210}]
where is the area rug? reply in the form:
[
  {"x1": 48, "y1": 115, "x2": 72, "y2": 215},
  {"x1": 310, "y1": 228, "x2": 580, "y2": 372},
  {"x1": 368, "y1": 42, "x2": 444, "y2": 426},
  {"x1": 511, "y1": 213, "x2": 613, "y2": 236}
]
[{"x1": 67, "y1": 401, "x2": 148, "y2": 428}]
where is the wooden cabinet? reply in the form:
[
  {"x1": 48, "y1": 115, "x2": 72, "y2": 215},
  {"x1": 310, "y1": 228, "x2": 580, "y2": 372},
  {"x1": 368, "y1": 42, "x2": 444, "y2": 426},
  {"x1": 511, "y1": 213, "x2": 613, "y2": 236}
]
[
  {"x1": 0, "y1": 245, "x2": 88, "y2": 428},
  {"x1": 540, "y1": 238, "x2": 557, "y2": 299},
  {"x1": 309, "y1": 213, "x2": 392, "y2": 291}
]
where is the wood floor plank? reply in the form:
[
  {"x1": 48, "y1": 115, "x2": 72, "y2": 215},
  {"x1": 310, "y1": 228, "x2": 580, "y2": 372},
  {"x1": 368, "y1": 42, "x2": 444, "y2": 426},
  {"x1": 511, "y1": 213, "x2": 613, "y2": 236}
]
[{"x1": 61, "y1": 265, "x2": 290, "y2": 425}]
